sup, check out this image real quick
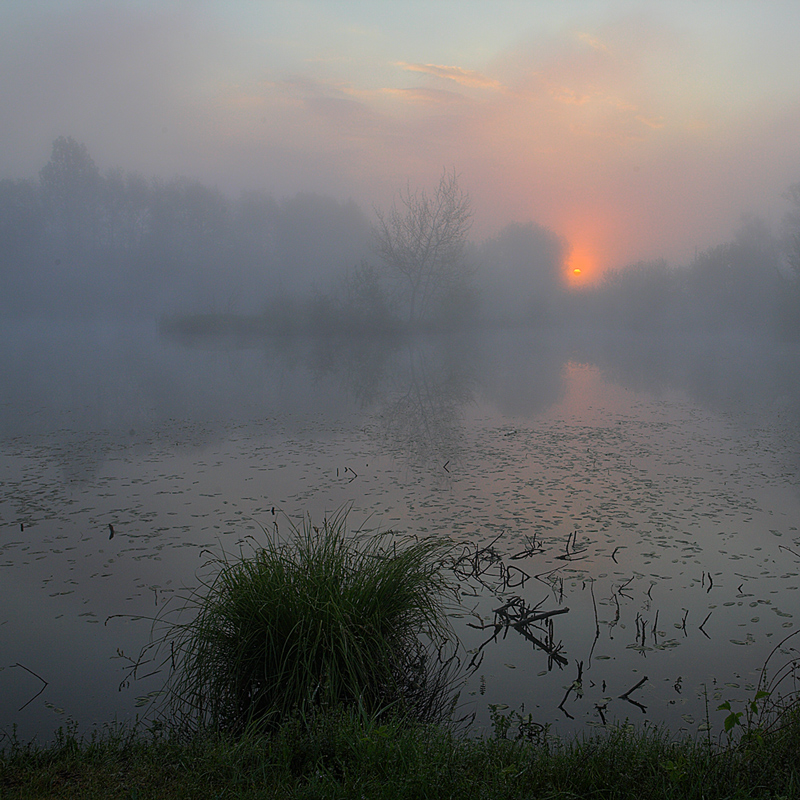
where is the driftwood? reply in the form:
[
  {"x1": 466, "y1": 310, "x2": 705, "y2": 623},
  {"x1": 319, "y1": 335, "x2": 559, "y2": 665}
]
[{"x1": 467, "y1": 597, "x2": 569, "y2": 668}]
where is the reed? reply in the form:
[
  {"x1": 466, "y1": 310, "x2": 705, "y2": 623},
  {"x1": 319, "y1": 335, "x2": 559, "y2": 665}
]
[{"x1": 153, "y1": 510, "x2": 460, "y2": 734}]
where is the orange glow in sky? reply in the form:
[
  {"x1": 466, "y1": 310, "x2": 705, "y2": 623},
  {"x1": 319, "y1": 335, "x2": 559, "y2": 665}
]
[
  {"x1": 566, "y1": 247, "x2": 597, "y2": 287},
  {"x1": 2, "y1": 4, "x2": 799, "y2": 274}
]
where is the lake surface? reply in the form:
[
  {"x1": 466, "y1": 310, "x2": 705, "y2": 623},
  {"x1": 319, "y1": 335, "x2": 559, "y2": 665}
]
[{"x1": 2, "y1": 319, "x2": 800, "y2": 743}]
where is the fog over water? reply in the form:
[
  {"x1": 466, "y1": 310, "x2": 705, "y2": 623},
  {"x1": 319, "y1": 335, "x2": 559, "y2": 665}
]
[
  {"x1": 3, "y1": 1, "x2": 800, "y2": 745},
  {"x1": 3, "y1": 317, "x2": 800, "y2": 742}
]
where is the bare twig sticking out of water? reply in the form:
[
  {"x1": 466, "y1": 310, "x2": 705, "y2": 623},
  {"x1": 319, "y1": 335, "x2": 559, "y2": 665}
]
[
  {"x1": 467, "y1": 596, "x2": 569, "y2": 669},
  {"x1": 530, "y1": 566, "x2": 568, "y2": 605},
  {"x1": 779, "y1": 544, "x2": 800, "y2": 561},
  {"x1": 619, "y1": 675, "x2": 648, "y2": 713},
  {"x1": 558, "y1": 660, "x2": 584, "y2": 719},
  {"x1": 499, "y1": 561, "x2": 530, "y2": 590},
  {"x1": 616, "y1": 576, "x2": 634, "y2": 600},
  {"x1": 451, "y1": 533, "x2": 531, "y2": 594},
  {"x1": 621, "y1": 676, "x2": 648, "y2": 699},
  {"x1": 452, "y1": 536, "x2": 500, "y2": 588},
  {"x1": 652, "y1": 610, "x2": 659, "y2": 645},
  {"x1": 611, "y1": 546, "x2": 621, "y2": 564},
  {"x1": 699, "y1": 611, "x2": 712, "y2": 639},
  {"x1": 466, "y1": 649, "x2": 485, "y2": 673},
  {"x1": 588, "y1": 580, "x2": 601, "y2": 666},
  {"x1": 680, "y1": 608, "x2": 689, "y2": 635},
  {"x1": 608, "y1": 591, "x2": 621, "y2": 639},
  {"x1": 453, "y1": 534, "x2": 502, "y2": 573},
  {"x1": 509, "y1": 533, "x2": 543, "y2": 560},
  {"x1": 634, "y1": 613, "x2": 650, "y2": 651},
  {"x1": 604, "y1": 576, "x2": 635, "y2": 641},
  {"x1": 491, "y1": 600, "x2": 569, "y2": 626},
  {"x1": 556, "y1": 529, "x2": 587, "y2": 562},
  {"x1": 635, "y1": 612, "x2": 660, "y2": 647},
  {"x1": 13, "y1": 663, "x2": 48, "y2": 711}
]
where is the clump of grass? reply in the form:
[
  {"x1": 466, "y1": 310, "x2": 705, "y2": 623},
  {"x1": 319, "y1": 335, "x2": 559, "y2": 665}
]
[{"x1": 150, "y1": 510, "x2": 460, "y2": 734}]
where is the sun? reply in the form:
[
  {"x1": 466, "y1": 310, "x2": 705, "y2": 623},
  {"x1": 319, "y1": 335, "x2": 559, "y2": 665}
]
[{"x1": 566, "y1": 248, "x2": 594, "y2": 286}]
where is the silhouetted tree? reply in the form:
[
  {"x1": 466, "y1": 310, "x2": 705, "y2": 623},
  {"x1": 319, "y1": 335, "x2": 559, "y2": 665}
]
[
  {"x1": 374, "y1": 170, "x2": 473, "y2": 324},
  {"x1": 775, "y1": 185, "x2": 800, "y2": 335},
  {"x1": 595, "y1": 260, "x2": 679, "y2": 331},
  {"x1": 232, "y1": 190, "x2": 279, "y2": 264},
  {"x1": 686, "y1": 216, "x2": 781, "y2": 331},
  {"x1": 275, "y1": 194, "x2": 370, "y2": 296},
  {"x1": 0, "y1": 178, "x2": 42, "y2": 260},
  {"x1": 341, "y1": 261, "x2": 396, "y2": 331},
  {"x1": 97, "y1": 168, "x2": 152, "y2": 255},
  {"x1": 39, "y1": 135, "x2": 101, "y2": 250},
  {"x1": 146, "y1": 176, "x2": 229, "y2": 266},
  {"x1": 477, "y1": 221, "x2": 565, "y2": 325}
]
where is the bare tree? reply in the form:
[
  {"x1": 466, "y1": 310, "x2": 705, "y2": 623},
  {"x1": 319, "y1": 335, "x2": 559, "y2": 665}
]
[{"x1": 374, "y1": 169, "x2": 472, "y2": 324}]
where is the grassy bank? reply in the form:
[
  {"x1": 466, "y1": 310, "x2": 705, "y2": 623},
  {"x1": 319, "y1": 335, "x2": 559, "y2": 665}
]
[{"x1": 3, "y1": 705, "x2": 800, "y2": 799}]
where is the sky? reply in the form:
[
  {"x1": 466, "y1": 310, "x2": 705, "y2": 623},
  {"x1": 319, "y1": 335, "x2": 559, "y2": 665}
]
[{"x1": 3, "y1": 0, "x2": 800, "y2": 280}]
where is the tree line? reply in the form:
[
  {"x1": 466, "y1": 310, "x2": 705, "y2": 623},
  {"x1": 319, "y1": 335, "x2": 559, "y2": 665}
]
[
  {"x1": 0, "y1": 138, "x2": 567, "y2": 330},
  {"x1": 576, "y1": 211, "x2": 800, "y2": 337},
  {"x1": 3, "y1": 135, "x2": 800, "y2": 337},
  {"x1": 0, "y1": 136, "x2": 373, "y2": 319}
]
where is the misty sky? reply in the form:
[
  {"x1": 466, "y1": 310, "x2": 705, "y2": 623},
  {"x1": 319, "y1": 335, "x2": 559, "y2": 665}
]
[{"x1": 3, "y1": 1, "x2": 800, "y2": 280}]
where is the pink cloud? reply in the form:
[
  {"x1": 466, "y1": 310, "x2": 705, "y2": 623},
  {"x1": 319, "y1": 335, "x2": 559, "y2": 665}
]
[{"x1": 395, "y1": 62, "x2": 504, "y2": 91}]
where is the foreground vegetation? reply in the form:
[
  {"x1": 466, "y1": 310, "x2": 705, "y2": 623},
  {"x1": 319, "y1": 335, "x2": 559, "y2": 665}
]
[
  {"x1": 5, "y1": 515, "x2": 800, "y2": 797},
  {"x1": 3, "y1": 705, "x2": 800, "y2": 799},
  {"x1": 137, "y1": 511, "x2": 459, "y2": 735}
]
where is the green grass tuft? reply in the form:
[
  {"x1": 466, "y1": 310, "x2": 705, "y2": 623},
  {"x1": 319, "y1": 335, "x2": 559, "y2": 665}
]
[{"x1": 151, "y1": 510, "x2": 460, "y2": 734}]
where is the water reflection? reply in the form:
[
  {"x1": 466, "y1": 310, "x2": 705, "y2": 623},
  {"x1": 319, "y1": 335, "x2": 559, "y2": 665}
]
[
  {"x1": 376, "y1": 342, "x2": 474, "y2": 469},
  {"x1": 2, "y1": 320, "x2": 800, "y2": 743},
  {"x1": 578, "y1": 331, "x2": 800, "y2": 464},
  {"x1": 4, "y1": 321, "x2": 800, "y2": 471}
]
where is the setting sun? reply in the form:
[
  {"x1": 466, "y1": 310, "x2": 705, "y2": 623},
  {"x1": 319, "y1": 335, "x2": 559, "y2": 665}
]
[{"x1": 566, "y1": 248, "x2": 595, "y2": 286}]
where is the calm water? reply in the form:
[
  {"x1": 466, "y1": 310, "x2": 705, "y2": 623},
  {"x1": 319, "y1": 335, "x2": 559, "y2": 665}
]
[{"x1": 2, "y1": 319, "x2": 800, "y2": 742}]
